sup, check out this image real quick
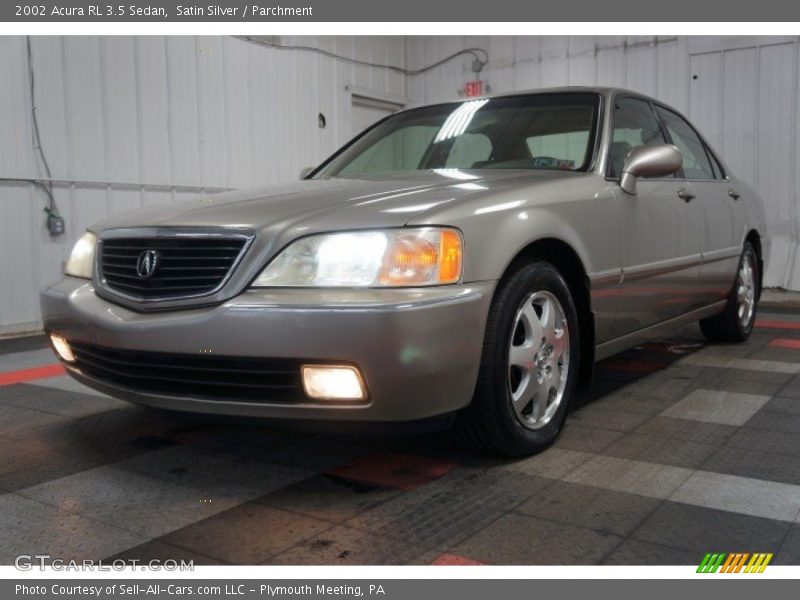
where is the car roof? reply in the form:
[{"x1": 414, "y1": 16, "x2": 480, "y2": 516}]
[
  {"x1": 405, "y1": 86, "x2": 663, "y2": 110},
  {"x1": 399, "y1": 86, "x2": 689, "y2": 127}
]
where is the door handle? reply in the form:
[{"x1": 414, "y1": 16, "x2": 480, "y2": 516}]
[
  {"x1": 728, "y1": 189, "x2": 741, "y2": 200},
  {"x1": 677, "y1": 188, "x2": 695, "y2": 202}
]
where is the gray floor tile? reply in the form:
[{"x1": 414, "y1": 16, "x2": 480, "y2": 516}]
[
  {"x1": 705, "y1": 379, "x2": 785, "y2": 397},
  {"x1": 0, "y1": 383, "x2": 124, "y2": 417},
  {"x1": 167, "y1": 423, "x2": 303, "y2": 456},
  {"x1": 661, "y1": 389, "x2": 771, "y2": 426},
  {"x1": 256, "y1": 474, "x2": 401, "y2": 524},
  {"x1": 345, "y1": 469, "x2": 551, "y2": 550},
  {"x1": 0, "y1": 403, "x2": 68, "y2": 439},
  {"x1": 553, "y1": 423, "x2": 624, "y2": 453},
  {"x1": 766, "y1": 396, "x2": 800, "y2": 415},
  {"x1": 621, "y1": 374, "x2": 695, "y2": 402},
  {"x1": 502, "y1": 448, "x2": 594, "y2": 480},
  {"x1": 709, "y1": 367, "x2": 794, "y2": 385},
  {"x1": 0, "y1": 493, "x2": 145, "y2": 564},
  {"x1": 451, "y1": 513, "x2": 622, "y2": 565},
  {"x1": 634, "y1": 416, "x2": 737, "y2": 446},
  {"x1": 515, "y1": 480, "x2": 661, "y2": 536},
  {"x1": 0, "y1": 448, "x2": 111, "y2": 493},
  {"x1": 113, "y1": 445, "x2": 314, "y2": 497},
  {"x1": 601, "y1": 538, "x2": 702, "y2": 565},
  {"x1": 724, "y1": 427, "x2": 800, "y2": 457},
  {"x1": 585, "y1": 388, "x2": 682, "y2": 416},
  {"x1": 702, "y1": 446, "x2": 800, "y2": 487},
  {"x1": 270, "y1": 525, "x2": 418, "y2": 565},
  {"x1": 632, "y1": 502, "x2": 789, "y2": 553},
  {"x1": 746, "y1": 410, "x2": 800, "y2": 435},
  {"x1": 0, "y1": 348, "x2": 60, "y2": 371},
  {"x1": 774, "y1": 525, "x2": 800, "y2": 565},
  {"x1": 772, "y1": 386, "x2": 800, "y2": 401},
  {"x1": 19, "y1": 465, "x2": 254, "y2": 538},
  {"x1": 161, "y1": 504, "x2": 332, "y2": 564},
  {"x1": 680, "y1": 353, "x2": 800, "y2": 374},
  {"x1": 750, "y1": 348, "x2": 800, "y2": 363},
  {"x1": 670, "y1": 471, "x2": 800, "y2": 522},
  {"x1": 108, "y1": 540, "x2": 225, "y2": 565},
  {"x1": 6, "y1": 405, "x2": 189, "y2": 449},
  {"x1": 599, "y1": 433, "x2": 717, "y2": 469},
  {"x1": 246, "y1": 437, "x2": 371, "y2": 472},
  {"x1": 26, "y1": 375, "x2": 110, "y2": 398},
  {"x1": 570, "y1": 404, "x2": 652, "y2": 432},
  {"x1": 564, "y1": 455, "x2": 693, "y2": 499}
]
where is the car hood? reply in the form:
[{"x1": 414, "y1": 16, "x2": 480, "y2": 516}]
[{"x1": 90, "y1": 169, "x2": 583, "y2": 234}]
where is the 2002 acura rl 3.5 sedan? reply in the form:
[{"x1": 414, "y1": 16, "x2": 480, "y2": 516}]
[{"x1": 42, "y1": 87, "x2": 768, "y2": 456}]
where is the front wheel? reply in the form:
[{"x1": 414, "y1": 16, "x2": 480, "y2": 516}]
[
  {"x1": 700, "y1": 242, "x2": 759, "y2": 343},
  {"x1": 455, "y1": 261, "x2": 580, "y2": 457}
]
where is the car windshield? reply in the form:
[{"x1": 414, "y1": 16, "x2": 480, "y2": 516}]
[{"x1": 316, "y1": 93, "x2": 600, "y2": 178}]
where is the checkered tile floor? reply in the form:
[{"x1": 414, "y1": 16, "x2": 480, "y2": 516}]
[{"x1": 2, "y1": 310, "x2": 800, "y2": 566}]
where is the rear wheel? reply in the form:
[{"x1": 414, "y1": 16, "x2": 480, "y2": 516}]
[
  {"x1": 455, "y1": 261, "x2": 580, "y2": 457},
  {"x1": 700, "y1": 242, "x2": 759, "y2": 343}
]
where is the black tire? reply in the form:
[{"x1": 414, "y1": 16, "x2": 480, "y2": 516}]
[
  {"x1": 700, "y1": 242, "x2": 759, "y2": 343},
  {"x1": 455, "y1": 260, "x2": 580, "y2": 457}
]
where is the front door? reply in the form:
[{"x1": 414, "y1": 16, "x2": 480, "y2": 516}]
[{"x1": 609, "y1": 97, "x2": 705, "y2": 337}]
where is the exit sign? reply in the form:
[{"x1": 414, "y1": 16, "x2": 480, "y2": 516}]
[{"x1": 464, "y1": 80, "x2": 486, "y2": 97}]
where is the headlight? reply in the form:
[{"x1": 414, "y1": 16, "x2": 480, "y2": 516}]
[
  {"x1": 64, "y1": 231, "x2": 97, "y2": 279},
  {"x1": 252, "y1": 227, "x2": 463, "y2": 287}
]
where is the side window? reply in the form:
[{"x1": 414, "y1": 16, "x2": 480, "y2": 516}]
[
  {"x1": 609, "y1": 97, "x2": 668, "y2": 178},
  {"x1": 654, "y1": 106, "x2": 716, "y2": 180}
]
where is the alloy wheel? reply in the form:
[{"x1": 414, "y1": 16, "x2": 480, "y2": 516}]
[{"x1": 507, "y1": 290, "x2": 570, "y2": 430}]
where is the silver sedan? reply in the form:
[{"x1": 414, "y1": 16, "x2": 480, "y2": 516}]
[{"x1": 41, "y1": 87, "x2": 768, "y2": 456}]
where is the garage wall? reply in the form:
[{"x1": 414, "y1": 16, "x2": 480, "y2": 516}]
[
  {"x1": 0, "y1": 35, "x2": 406, "y2": 334},
  {"x1": 406, "y1": 35, "x2": 800, "y2": 291},
  {"x1": 3, "y1": 35, "x2": 800, "y2": 335}
]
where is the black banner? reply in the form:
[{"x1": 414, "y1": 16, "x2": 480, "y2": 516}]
[
  {"x1": 3, "y1": 0, "x2": 800, "y2": 21},
  {"x1": 5, "y1": 579, "x2": 799, "y2": 600}
]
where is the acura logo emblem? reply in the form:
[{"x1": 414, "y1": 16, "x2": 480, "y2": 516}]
[{"x1": 136, "y1": 250, "x2": 161, "y2": 278}]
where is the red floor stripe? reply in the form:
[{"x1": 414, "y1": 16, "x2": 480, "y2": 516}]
[
  {"x1": 0, "y1": 363, "x2": 65, "y2": 386},
  {"x1": 431, "y1": 553, "x2": 484, "y2": 566},
  {"x1": 769, "y1": 338, "x2": 800, "y2": 349},
  {"x1": 327, "y1": 451, "x2": 457, "y2": 491},
  {"x1": 756, "y1": 319, "x2": 800, "y2": 330}
]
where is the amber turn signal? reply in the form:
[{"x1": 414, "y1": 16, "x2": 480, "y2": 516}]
[{"x1": 378, "y1": 228, "x2": 463, "y2": 286}]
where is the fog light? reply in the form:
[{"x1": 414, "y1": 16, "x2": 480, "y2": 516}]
[
  {"x1": 301, "y1": 365, "x2": 366, "y2": 401},
  {"x1": 50, "y1": 334, "x2": 75, "y2": 363}
]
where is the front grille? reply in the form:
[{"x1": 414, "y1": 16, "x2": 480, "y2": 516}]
[
  {"x1": 100, "y1": 235, "x2": 248, "y2": 300},
  {"x1": 70, "y1": 341, "x2": 306, "y2": 403}
]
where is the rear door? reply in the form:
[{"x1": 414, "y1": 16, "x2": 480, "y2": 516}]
[
  {"x1": 653, "y1": 105, "x2": 744, "y2": 306},
  {"x1": 609, "y1": 96, "x2": 705, "y2": 337}
]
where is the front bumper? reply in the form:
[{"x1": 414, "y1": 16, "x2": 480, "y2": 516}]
[{"x1": 40, "y1": 278, "x2": 495, "y2": 422}]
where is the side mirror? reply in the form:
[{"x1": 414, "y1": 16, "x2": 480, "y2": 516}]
[
  {"x1": 619, "y1": 144, "x2": 682, "y2": 195},
  {"x1": 299, "y1": 166, "x2": 315, "y2": 180}
]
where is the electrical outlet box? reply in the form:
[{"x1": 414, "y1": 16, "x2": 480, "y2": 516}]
[{"x1": 47, "y1": 214, "x2": 65, "y2": 236}]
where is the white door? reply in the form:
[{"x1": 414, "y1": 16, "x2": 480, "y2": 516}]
[{"x1": 351, "y1": 96, "x2": 402, "y2": 138}]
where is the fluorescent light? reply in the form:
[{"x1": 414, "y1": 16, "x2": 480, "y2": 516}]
[
  {"x1": 433, "y1": 99, "x2": 489, "y2": 142},
  {"x1": 302, "y1": 365, "x2": 366, "y2": 401}
]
